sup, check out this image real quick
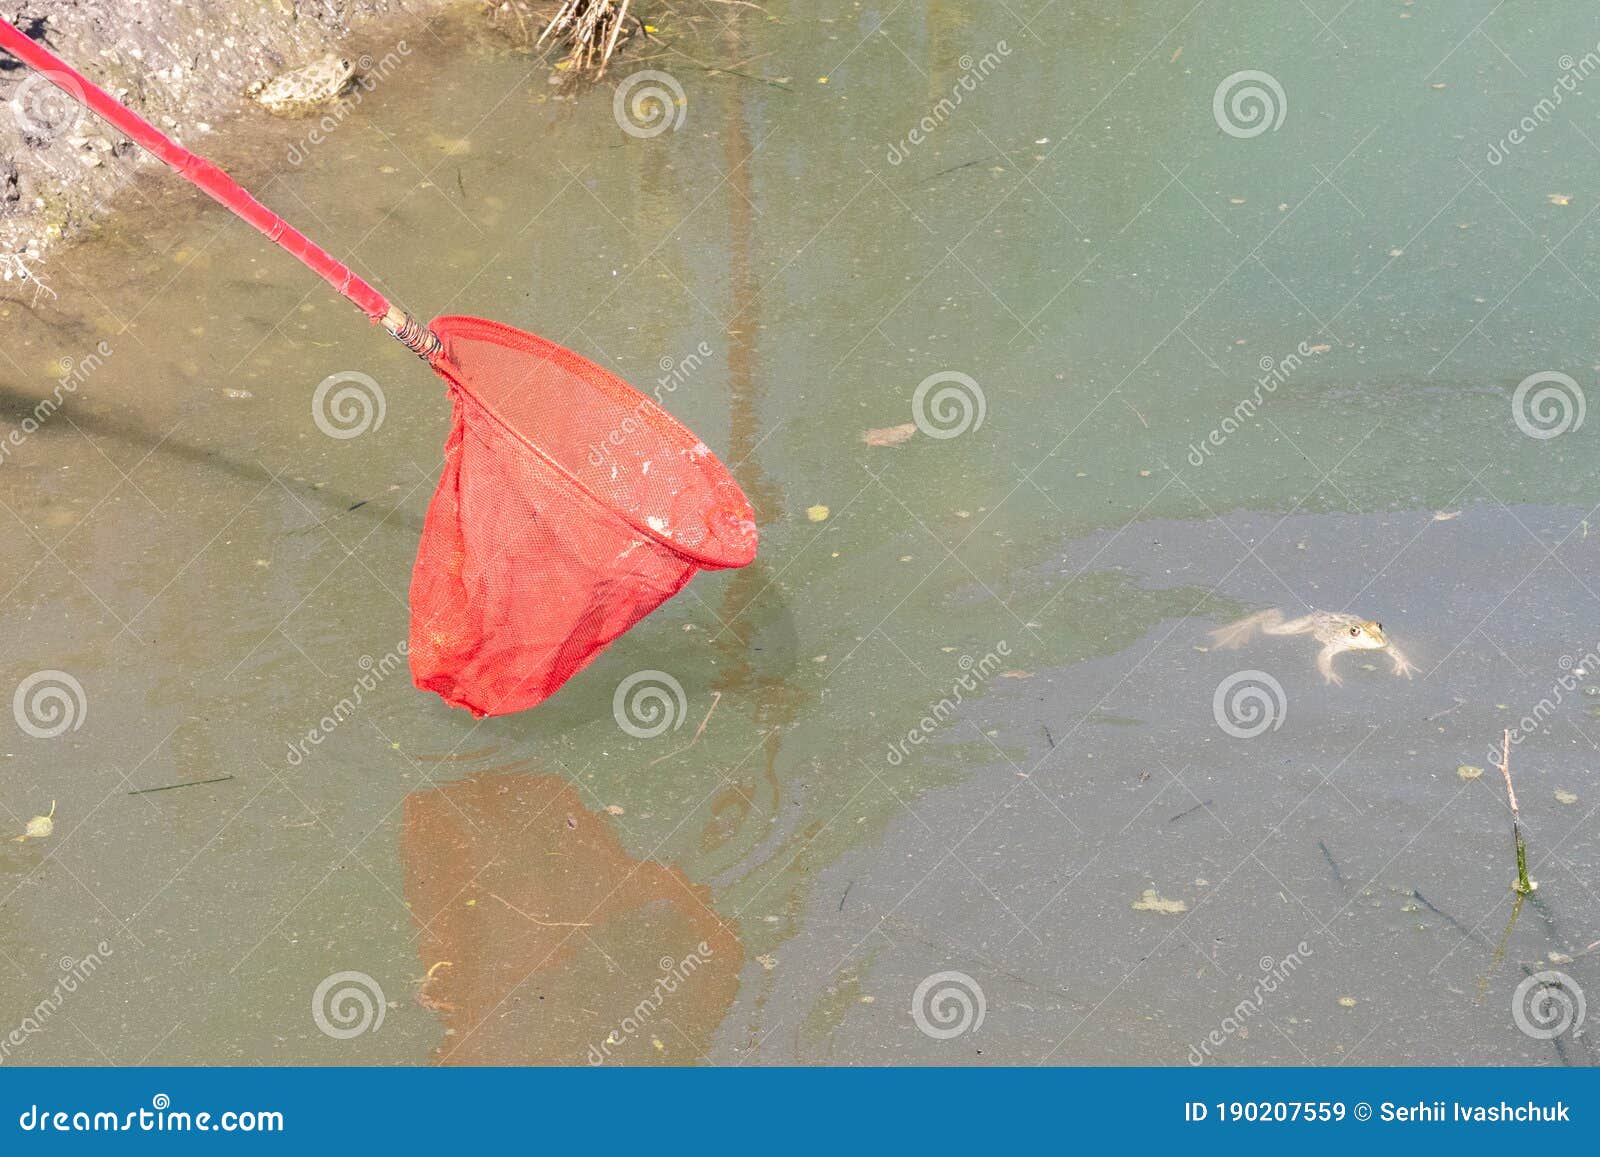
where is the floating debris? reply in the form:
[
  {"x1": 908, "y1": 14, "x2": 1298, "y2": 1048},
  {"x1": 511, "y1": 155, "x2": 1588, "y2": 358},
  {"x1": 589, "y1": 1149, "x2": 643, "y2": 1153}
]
[
  {"x1": 15, "y1": 801, "x2": 56, "y2": 842},
  {"x1": 1131, "y1": 888, "x2": 1187, "y2": 915},
  {"x1": 1555, "y1": 789, "x2": 1578, "y2": 805},
  {"x1": 1457, "y1": 764, "x2": 1484, "y2": 781},
  {"x1": 1337, "y1": 996, "x2": 1358, "y2": 1009},
  {"x1": 537, "y1": 0, "x2": 639, "y2": 77},
  {"x1": 806, "y1": 504, "x2": 830, "y2": 522},
  {"x1": 862, "y1": 422, "x2": 916, "y2": 447}
]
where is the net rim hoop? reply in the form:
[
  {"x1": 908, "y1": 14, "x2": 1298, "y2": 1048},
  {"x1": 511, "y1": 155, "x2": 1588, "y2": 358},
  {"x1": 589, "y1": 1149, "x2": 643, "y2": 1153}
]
[{"x1": 425, "y1": 314, "x2": 755, "y2": 572}]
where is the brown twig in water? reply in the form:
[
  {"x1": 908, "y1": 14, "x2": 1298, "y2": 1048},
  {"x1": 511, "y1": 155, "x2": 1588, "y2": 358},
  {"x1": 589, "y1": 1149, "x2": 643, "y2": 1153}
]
[
  {"x1": 647, "y1": 690, "x2": 722, "y2": 767},
  {"x1": 1495, "y1": 728, "x2": 1537, "y2": 895}
]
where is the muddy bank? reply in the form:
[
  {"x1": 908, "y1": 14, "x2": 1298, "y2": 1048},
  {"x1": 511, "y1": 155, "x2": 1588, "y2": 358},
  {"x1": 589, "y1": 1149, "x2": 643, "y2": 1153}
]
[{"x1": 0, "y1": 0, "x2": 466, "y2": 287}]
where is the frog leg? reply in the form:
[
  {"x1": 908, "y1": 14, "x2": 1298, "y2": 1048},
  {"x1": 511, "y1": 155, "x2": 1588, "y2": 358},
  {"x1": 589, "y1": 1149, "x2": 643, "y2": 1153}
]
[
  {"x1": 1259, "y1": 613, "x2": 1320, "y2": 637},
  {"x1": 1210, "y1": 608, "x2": 1282, "y2": 649},
  {"x1": 1315, "y1": 642, "x2": 1344, "y2": 686},
  {"x1": 1387, "y1": 644, "x2": 1416, "y2": 679}
]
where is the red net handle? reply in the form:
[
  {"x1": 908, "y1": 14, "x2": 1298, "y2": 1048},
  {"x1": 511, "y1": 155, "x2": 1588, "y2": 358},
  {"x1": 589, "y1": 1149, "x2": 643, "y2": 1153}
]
[{"x1": 0, "y1": 19, "x2": 440, "y2": 358}]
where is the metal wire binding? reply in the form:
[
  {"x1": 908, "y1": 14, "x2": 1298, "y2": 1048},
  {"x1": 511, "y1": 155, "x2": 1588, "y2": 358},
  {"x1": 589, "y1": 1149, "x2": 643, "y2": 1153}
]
[{"x1": 382, "y1": 306, "x2": 443, "y2": 359}]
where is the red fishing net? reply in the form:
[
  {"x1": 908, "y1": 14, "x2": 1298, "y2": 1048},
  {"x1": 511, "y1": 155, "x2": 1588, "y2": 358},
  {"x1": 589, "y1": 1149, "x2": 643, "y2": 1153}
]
[{"x1": 409, "y1": 317, "x2": 758, "y2": 717}]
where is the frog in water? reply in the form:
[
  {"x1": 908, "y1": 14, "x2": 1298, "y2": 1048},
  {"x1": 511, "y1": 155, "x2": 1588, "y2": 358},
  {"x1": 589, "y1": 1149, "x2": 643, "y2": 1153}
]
[
  {"x1": 247, "y1": 55, "x2": 357, "y2": 116},
  {"x1": 1210, "y1": 608, "x2": 1415, "y2": 686}
]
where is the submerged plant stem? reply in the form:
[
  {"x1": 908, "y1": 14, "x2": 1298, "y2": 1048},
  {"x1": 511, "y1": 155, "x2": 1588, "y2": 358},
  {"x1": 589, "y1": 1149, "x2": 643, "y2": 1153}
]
[{"x1": 1496, "y1": 729, "x2": 1536, "y2": 895}]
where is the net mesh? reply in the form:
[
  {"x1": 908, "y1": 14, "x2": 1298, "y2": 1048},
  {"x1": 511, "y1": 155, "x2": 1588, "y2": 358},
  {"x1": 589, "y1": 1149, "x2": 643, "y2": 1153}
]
[{"x1": 409, "y1": 316, "x2": 757, "y2": 717}]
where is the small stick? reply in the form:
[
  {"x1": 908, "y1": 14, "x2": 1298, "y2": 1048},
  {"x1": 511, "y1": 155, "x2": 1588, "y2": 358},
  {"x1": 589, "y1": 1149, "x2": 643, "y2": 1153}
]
[
  {"x1": 646, "y1": 690, "x2": 722, "y2": 768},
  {"x1": 483, "y1": 890, "x2": 592, "y2": 928},
  {"x1": 128, "y1": 775, "x2": 235, "y2": 795},
  {"x1": 1317, "y1": 838, "x2": 1345, "y2": 884},
  {"x1": 597, "y1": 0, "x2": 629, "y2": 77},
  {"x1": 1167, "y1": 798, "x2": 1212, "y2": 824},
  {"x1": 1495, "y1": 729, "x2": 1537, "y2": 895}
]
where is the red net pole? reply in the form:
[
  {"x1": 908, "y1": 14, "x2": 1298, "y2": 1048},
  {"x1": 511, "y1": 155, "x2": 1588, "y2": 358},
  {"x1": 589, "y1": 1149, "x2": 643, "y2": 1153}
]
[{"x1": 0, "y1": 19, "x2": 392, "y2": 323}]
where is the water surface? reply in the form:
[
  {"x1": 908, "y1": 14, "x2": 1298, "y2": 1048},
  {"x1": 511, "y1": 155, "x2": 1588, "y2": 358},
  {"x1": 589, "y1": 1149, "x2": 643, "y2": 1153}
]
[{"x1": 1, "y1": 0, "x2": 1597, "y2": 1066}]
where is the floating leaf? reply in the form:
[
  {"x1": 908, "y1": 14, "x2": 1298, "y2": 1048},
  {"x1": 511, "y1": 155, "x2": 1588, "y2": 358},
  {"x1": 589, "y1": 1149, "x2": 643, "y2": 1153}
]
[
  {"x1": 16, "y1": 801, "x2": 55, "y2": 842},
  {"x1": 862, "y1": 423, "x2": 916, "y2": 448}
]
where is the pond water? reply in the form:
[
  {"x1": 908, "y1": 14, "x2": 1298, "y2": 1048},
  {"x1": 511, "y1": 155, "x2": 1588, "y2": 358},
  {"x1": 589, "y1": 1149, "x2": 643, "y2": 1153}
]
[{"x1": 1, "y1": 0, "x2": 1596, "y2": 1066}]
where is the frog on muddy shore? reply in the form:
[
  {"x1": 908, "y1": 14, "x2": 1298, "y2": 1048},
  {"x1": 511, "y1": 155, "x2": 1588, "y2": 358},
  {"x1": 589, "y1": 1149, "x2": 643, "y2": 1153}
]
[
  {"x1": 1211, "y1": 608, "x2": 1416, "y2": 686},
  {"x1": 247, "y1": 55, "x2": 357, "y2": 115}
]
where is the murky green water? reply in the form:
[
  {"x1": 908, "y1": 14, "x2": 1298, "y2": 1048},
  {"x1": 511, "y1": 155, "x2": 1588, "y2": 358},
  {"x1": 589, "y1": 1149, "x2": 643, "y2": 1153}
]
[{"x1": 2, "y1": 1, "x2": 1597, "y2": 1066}]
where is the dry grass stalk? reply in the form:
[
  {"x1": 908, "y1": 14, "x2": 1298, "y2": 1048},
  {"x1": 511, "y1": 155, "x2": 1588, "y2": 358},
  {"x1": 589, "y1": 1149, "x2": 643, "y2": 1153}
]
[
  {"x1": 1494, "y1": 728, "x2": 1537, "y2": 895},
  {"x1": 537, "y1": 0, "x2": 635, "y2": 77}
]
